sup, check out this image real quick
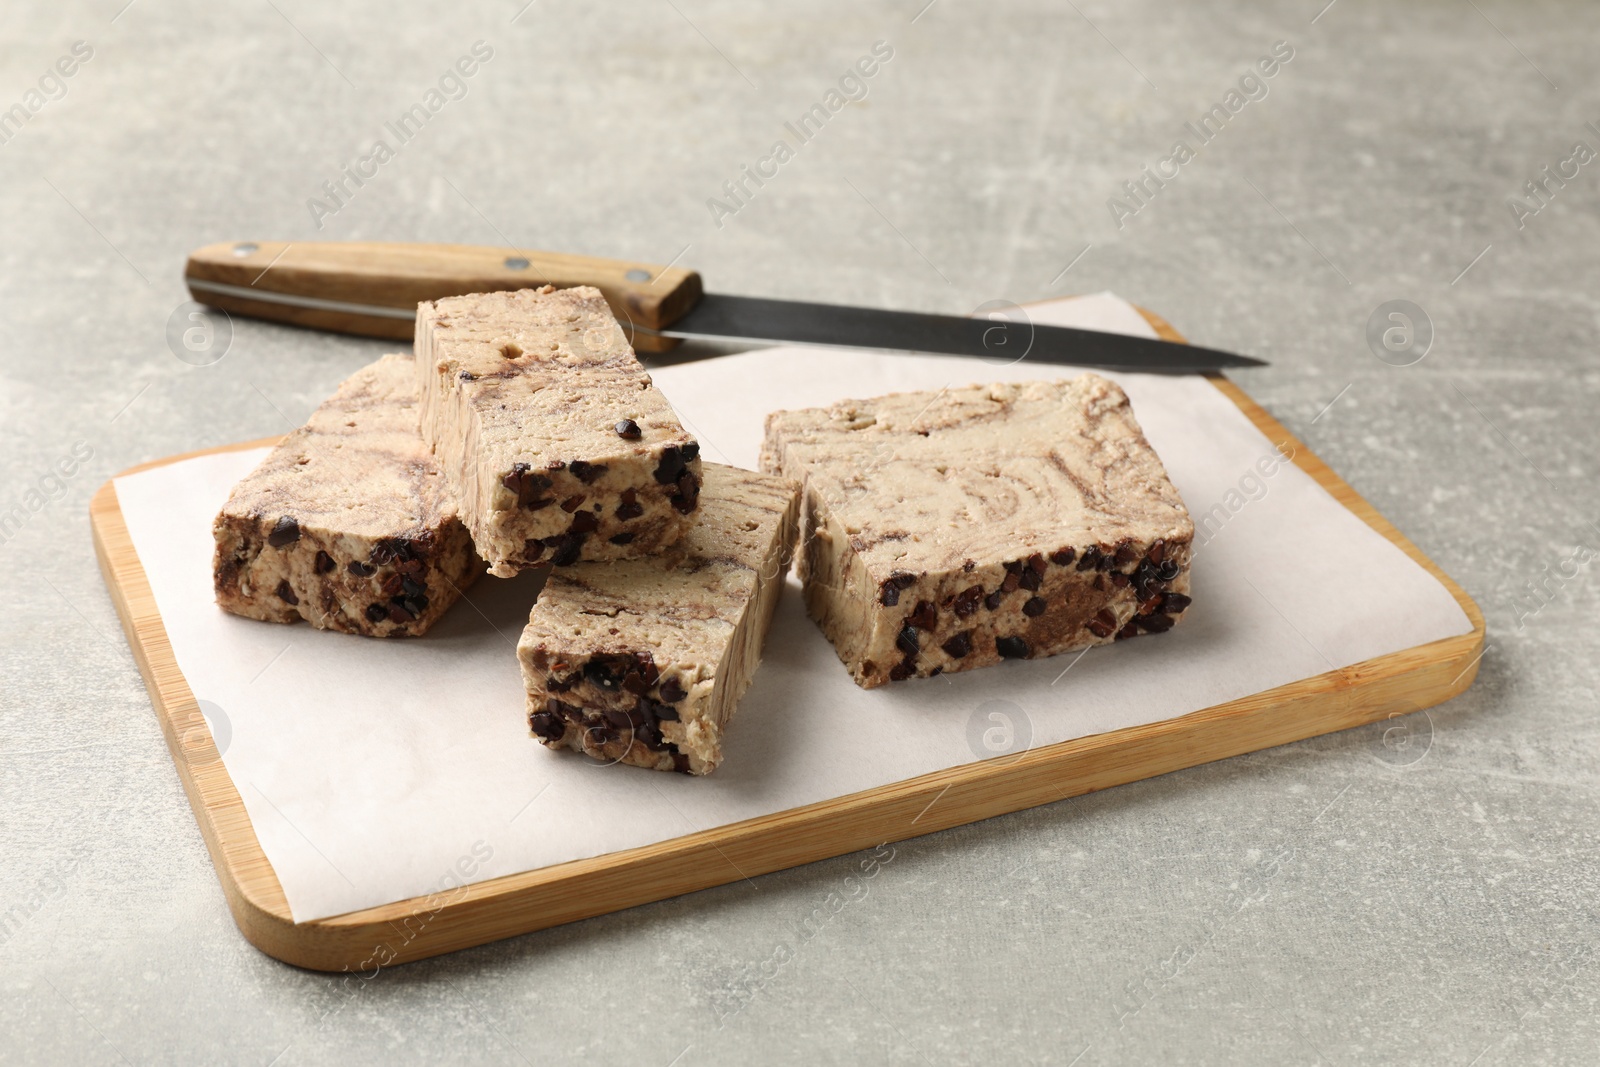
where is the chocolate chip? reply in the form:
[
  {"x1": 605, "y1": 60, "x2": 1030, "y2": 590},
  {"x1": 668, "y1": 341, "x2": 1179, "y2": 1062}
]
[
  {"x1": 529, "y1": 711, "x2": 564, "y2": 741},
  {"x1": 371, "y1": 538, "x2": 414, "y2": 565},
  {"x1": 896, "y1": 625, "x2": 920, "y2": 656},
  {"x1": 1027, "y1": 553, "x2": 1046, "y2": 575},
  {"x1": 1156, "y1": 560, "x2": 1181, "y2": 582},
  {"x1": 348, "y1": 560, "x2": 376, "y2": 578},
  {"x1": 1003, "y1": 560, "x2": 1023, "y2": 575},
  {"x1": 1096, "y1": 551, "x2": 1115, "y2": 572},
  {"x1": 364, "y1": 602, "x2": 387, "y2": 623},
  {"x1": 953, "y1": 585, "x2": 983, "y2": 618},
  {"x1": 569, "y1": 510, "x2": 598, "y2": 534},
  {"x1": 653, "y1": 700, "x2": 680, "y2": 721},
  {"x1": 609, "y1": 532, "x2": 635, "y2": 545},
  {"x1": 523, "y1": 539, "x2": 545, "y2": 562},
  {"x1": 401, "y1": 576, "x2": 425, "y2": 598},
  {"x1": 1110, "y1": 572, "x2": 1130, "y2": 588},
  {"x1": 616, "y1": 488, "x2": 644, "y2": 520},
  {"x1": 504, "y1": 463, "x2": 555, "y2": 507},
  {"x1": 275, "y1": 580, "x2": 298, "y2": 605},
  {"x1": 1022, "y1": 596, "x2": 1047, "y2": 617},
  {"x1": 1162, "y1": 593, "x2": 1192, "y2": 614},
  {"x1": 387, "y1": 602, "x2": 415, "y2": 623},
  {"x1": 671, "y1": 471, "x2": 700, "y2": 514},
  {"x1": 315, "y1": 550, "x2": 335, "y2": 574},
  {"x1": 673, "y1": 753, "x2": 692, "y2": 774},
  {"x1": 394, "y1": 557, "x2": 423, "y2": 575},
  {"x1": 659, "y1": 677, "x2": 687, "y2": 703},
  {"x1": 879, "y1": 572, "x2": 915, "y2": 606},
  {"x1": 550, "y1": 533, "x2": 585, "y2": 566},
  {"x1": 584, "y1": 655, "x2": 629, "y2": 690},
  {"x1": 889, "y1": 662, "x2": 914, "y2": 681},
  {"x1": 1087, "y1": 609, "x2": 1118, "y2": 638},
  {"x1": 546, "y1": 460, "x2": 566, "y2": 471},
  {"x1": 995, "y1": 636, "x2": 1029, "y2": 659},
  {"x1": 615, "y1": 419, "x2": 642, "y2": 440},
  {"x1": 380, "y1": 572, "x2": 404, "y2": 597},
  {"x1": 1116, "y1": 622, "x2": 1139, "y2": 640},
  {"x1": 984, "y1": 591, "x2": 1004, "y2": 610},
  {"x1": 570, "y1": 459, "x2": 606, "y2": 484},
  {"x1": 682, "y1": 441, "x2": 700, "y2": 461},
  {"x1": 1018, "y1": 568, "x2": 1042, "y2": 592},
  {"x1": 941, "y1": 631, "x2": 972, "y2": 658},
  {"x1": 1147, "y1": 540, "x2": 1166, "y2": 564},
  {"x1": 1000, "y1": 572, "x2": 1020, "y2": 594},
  {"x1": 547, "y1": 673, "x2": 574, "y2": 693},
  {"x1": 1076, "y1": 546, "x2": 1100, "y2": 571},
  {"x1": 1050, "y1": 548, "x2": 1076, "y2": 566},
  {"x1": 560, "y1": 494, "x2": 587, "y2": 513},
  {"x1": 459, "y1": 370, "x2": 476, "y2": 381},
  {"x1": 653, "y1": 446, "x2": 685, "y2": 485},
  {"x1": 963, "y1": 559, "x2": 976, "y2": 572},
  {"x1": 907, "y1": 600, "x2": 937, "y2": 629},
  {"x1": 1136, "y1": 612, "x2": 1176, "y2": 633},
  {"x1": 267, "y1": 516, "x2": 300, "y2": 547},
  {"x1": 635, "y1": 718, "x2": 664, "y2": 750},
  {"x1": 1114, "y1": 541, "x2": 1139, "y2": 566}
]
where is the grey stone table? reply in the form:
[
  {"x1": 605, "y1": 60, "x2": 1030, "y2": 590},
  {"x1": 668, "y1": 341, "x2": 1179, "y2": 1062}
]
[{"x1": 2, "y1": 0, "x2": 1595, "y2": 1063}]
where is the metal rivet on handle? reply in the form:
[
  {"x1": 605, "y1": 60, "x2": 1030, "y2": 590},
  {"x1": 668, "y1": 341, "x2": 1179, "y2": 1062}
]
[
  {"x1": 504, "y1": 256, "x2": 530, "y2": 270},
  {"x1": 232, "y1": 243, "x2": 258, "y2": 257},
  {"x1": 625, "y1": 269, "x2": 651, "y2": 282}
]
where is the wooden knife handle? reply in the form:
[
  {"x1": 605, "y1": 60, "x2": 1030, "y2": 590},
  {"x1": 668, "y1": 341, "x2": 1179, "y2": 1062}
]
[{"x1": 183, "y1": 241, "x2": 702, "y2": 353}]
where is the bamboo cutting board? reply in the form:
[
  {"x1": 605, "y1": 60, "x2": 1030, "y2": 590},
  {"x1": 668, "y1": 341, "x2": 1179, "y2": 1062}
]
[{"x1": 90, "y1": 309, "x2": 1485, "y2": 971}]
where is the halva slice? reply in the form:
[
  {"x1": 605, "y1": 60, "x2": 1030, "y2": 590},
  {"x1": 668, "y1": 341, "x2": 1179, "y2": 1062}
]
[
  {"x1": 415, "y1": 285, "x2": 702, "y2": 577},
  {"x1": 517, "y1": 463, "x2": 799, "y2": 775},
  {"x1": 760, "y1": 375, "x2": 1194, "y2": 688},
  {"x1": 213, "y1": 354, "x2": 481, "y2": 637}
]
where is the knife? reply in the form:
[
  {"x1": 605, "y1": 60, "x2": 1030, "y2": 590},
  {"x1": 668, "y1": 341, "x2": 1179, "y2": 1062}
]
[{"x1": 183, "y1": 241, "x2": 1264, "y2": 371}]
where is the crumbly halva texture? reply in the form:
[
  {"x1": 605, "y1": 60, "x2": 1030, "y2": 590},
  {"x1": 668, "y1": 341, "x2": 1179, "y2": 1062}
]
[
  {"x1": 517, "y1": 463, "x2": 799, "y2": 775},
  {"x1": 213, "y1": 354, "x2": 482, "y2": 637},
  {"x1": 415, "y1": 285, "x2": 702, "y2": 578},
  {"x1": 760, "y1": 375, "x2": 1194, "y2": 688}
]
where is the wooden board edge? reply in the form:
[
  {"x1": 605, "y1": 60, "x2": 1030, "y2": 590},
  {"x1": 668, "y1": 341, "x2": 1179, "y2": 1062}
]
[{"x1": 91, "y1": 311, "x2": 1486, "y2": 973}]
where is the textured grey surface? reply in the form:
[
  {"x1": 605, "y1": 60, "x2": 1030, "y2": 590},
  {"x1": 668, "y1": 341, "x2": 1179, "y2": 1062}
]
[{"x1": 2, "y1": 0, "x2": 1597, "y2": 1063}]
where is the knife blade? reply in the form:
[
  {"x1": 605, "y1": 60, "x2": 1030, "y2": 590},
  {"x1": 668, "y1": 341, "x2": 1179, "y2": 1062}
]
[
  {"x1": 183, "y1": 241, "x2": 1264, "y2": 371},
  {"x1": 640, "y1": 292, "x2": 1260, "y2": 370}
]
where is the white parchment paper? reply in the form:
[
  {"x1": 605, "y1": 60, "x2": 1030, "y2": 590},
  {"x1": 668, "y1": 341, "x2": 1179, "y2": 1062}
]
[{"x1": 113, "y1": 294, "x2": 1473, "y2": 922}]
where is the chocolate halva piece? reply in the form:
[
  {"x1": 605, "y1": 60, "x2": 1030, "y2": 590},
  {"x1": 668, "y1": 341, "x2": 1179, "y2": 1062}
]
[
  {"x1": 517, "y1": 463, "x2": 799, "y2": 775},
  {"x1": 415, "y1": 285, "x2": 702, "y2": 578},
  {"x1": 213, "y1": 354, "x2": 482, "y2": 637},
  {"x1": 760, "y1": 375, "x2": 1194, "y2": 688}
]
